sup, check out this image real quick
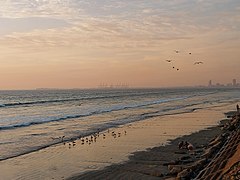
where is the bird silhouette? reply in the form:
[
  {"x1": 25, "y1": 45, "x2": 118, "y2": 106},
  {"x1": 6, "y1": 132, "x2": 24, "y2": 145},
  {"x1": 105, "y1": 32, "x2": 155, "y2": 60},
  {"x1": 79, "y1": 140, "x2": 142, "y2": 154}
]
[
  {"x1": 166, "y1": 59, "x2": 173, "y2": 63},
  {"x1": 194, "y1": 61, "x2": 203, "y2": 65},
  {"x1": 174, "y1": 50, "x2": 179, "y2": 53}
]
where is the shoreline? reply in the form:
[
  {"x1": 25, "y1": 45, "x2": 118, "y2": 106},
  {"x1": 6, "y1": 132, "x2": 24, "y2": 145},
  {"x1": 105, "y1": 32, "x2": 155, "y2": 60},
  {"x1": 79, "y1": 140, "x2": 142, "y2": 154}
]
[
  {"x1": 68, "y1": 111, "x2": 239, "y2": 180},
  {"x1": 67, "y1": 124, "x2": 223, "y2": 180},
  {"x1": 0, "y1": 108, "x2": 206, "y2": 162},
  {"x1": 0, "y1": 104, "x2": 236, "y2": 179}
]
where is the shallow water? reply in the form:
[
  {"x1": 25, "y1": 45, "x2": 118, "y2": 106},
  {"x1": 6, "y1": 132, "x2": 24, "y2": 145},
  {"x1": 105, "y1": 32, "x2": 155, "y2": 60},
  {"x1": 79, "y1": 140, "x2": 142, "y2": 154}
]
[
  {"x1": 0, "y1": 87, "x2": 239, "y2": 161},
  {"x1": 0, "y1": 103, "x2": 235, "y2": 180}
]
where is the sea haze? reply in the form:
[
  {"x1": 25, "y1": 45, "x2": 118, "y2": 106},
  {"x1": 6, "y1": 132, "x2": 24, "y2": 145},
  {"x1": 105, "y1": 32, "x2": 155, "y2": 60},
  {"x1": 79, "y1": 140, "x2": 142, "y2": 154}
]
[{"x1": 0, "y1": 87, "x2": 239, "y2": 161}]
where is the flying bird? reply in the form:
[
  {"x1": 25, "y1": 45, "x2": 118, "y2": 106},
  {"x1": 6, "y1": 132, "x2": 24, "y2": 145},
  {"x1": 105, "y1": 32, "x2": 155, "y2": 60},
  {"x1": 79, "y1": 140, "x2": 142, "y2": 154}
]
[
  {"x1": 194, "y1": 61, "x2": 203, "y2": 65},
  {"x1": 189, "y1": 52, "x2": 192, "y2": 55},
  {"x1": 174, "y1": 50, "x2": 179, "y2": 53},
  {"x1": 166, "y1": 59, "x2": 173, "y2": 63},
  {"x1": 172, "y1": 67, "x2": 179, "y2": 71}
]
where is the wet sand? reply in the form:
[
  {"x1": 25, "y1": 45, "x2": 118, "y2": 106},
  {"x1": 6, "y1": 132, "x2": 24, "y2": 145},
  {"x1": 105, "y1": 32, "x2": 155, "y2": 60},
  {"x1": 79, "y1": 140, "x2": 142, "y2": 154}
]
[
  {"x1": 0, "y1": 103, "x2": 234, "y2": 180},
  {"x1": 68, "y1": 127, "x2": 222, "y2": 180},
  {"x1": 69, "y1": 108, "x2": 240, "y2": 180}
]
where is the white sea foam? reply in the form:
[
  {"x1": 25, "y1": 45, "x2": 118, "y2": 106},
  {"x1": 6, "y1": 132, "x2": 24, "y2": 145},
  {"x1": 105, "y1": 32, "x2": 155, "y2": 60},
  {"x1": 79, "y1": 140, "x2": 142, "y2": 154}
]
[{"x1": 0, "y1": 88, "x2": 239, "y2": 161}]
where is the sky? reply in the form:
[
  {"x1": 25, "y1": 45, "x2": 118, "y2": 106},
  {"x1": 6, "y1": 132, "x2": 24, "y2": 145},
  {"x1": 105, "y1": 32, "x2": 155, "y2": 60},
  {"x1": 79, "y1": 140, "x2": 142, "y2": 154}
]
[{"x1": 0, "y1": 0, "x2": 239, "y2": 89}]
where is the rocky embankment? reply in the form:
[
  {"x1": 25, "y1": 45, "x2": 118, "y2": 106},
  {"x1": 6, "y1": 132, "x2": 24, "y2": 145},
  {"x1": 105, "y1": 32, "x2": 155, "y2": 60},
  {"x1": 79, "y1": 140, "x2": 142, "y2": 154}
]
[{"x1": 166, "y1": 113, "x2": 240, "y2": 180}]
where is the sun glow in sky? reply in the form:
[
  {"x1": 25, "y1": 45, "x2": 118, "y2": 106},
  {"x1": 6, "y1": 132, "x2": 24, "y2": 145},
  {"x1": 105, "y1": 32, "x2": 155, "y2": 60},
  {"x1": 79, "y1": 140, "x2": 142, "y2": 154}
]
[{"x1": 0, "y1": 0, "x2": 239, "y2": 89}]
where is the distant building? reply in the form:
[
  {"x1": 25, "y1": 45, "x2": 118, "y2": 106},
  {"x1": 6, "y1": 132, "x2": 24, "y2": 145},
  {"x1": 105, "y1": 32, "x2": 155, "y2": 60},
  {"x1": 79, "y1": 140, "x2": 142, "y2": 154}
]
[
  {"x1": 208, "y1": 80, "x2": 212, "y2": 87},
  {"x1": 233, "y1": 79, "x2": 237, "y2": 86},
  {"x1": 206, "y1": 79, "x2": 239, "y2": 88},
  {"x1": 98, "y1": 83, "x2": 129, "y2": 89},
  {"x1": 216, "y1": 83, "x2": 225, "y2": 87}
]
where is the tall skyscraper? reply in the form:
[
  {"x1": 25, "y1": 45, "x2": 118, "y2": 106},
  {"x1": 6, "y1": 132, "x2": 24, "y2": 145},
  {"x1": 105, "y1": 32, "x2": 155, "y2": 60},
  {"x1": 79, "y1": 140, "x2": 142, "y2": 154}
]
[
  {"x1": 208, "y1": 80, "x2": 212, "y2": 87},
  {"x1": 233, "y1": 79, "x2": 237, "y2": 86}
]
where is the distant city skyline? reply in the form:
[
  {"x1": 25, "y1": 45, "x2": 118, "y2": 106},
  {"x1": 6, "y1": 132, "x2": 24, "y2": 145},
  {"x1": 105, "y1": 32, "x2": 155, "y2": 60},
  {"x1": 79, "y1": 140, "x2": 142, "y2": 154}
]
[
  {"x1": 98, "y1": 83, "x2": 130, "y2": 89},
  {"x1": 208, "y1": 79, "x2": 240, "y2": 87}
]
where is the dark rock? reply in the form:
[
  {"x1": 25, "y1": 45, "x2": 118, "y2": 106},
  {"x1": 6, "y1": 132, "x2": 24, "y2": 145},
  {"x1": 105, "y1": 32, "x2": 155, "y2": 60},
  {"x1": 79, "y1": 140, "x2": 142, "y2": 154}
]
[
  {"x1": 168, "y1": 165, "x2": 184, "y2": 175},
  {"x1": 194, "y1": 149, "x2": 204, "y2": 154},
  {"x1": 163, "y1": 160, "x2": 179, "y2": 166},
  {"x1": 181, "y1": 160, "x2": 194, "y2": 164},
  {"x1": 177, "y1": 168, "x2": 192, "y2": 180},
  {"x1": 174, "y1": 151, "x2": 187, "y2": 154},
  {"x1": 179, "y1": 156, "x2": 191, "y2": 161},
  {"x1": 208, "y1": 135, "x2": 222, "y2": 146},
  {"x1": 201, "y1": 141, "x2": 221, "y2": 158},
  {"x1": 189, "y1": 158, "x2": 207, "y2": 171}
]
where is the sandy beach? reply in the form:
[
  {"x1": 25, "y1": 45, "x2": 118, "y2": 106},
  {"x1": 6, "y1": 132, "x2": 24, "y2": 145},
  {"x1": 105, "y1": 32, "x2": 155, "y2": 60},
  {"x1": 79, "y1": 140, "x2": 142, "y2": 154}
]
[
  {"x1": 68, "y1": 107, "x2": 240, "y2": 180},
  {"x1": 0, "y1": 103, "x2": 237, "y2": 180}
]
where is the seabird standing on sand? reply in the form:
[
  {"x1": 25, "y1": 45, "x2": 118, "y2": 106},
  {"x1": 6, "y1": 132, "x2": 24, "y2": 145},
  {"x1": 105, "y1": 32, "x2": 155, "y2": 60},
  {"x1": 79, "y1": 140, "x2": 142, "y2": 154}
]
[
  {"x1": 194, "y1": 61, "x2": 203, "y2": 65},
  {"x1": 173, "y1": 67, "x2": 179, "y2": 71}
]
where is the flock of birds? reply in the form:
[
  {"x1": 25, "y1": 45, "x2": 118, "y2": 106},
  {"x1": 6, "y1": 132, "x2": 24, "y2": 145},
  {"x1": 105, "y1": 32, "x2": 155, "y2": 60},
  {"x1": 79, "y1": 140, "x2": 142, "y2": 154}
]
[
  {"x1": 165, "y1": 50, "x2": 203, "y2": 71},
  {"x1": 51, "y1": 129, "x2": 127, "y2": 148},
  {"x1": 49, "y1": 50, "x2": 204, "y2": 149}
]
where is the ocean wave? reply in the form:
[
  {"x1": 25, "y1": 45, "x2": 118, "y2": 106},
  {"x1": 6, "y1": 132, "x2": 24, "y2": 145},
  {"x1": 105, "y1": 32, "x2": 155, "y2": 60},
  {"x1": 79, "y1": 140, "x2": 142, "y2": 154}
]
[
  {"x1": 0, "y1": 96, "x2": 110, "y2": 108},
  {"x1": 0, "y1": 96, "x2": 189, "y2": 131},
  {"x1": 0, "y1": 90, "x2": 168, "y2": 108},
  {"x1": 0, "y1": 91, "x2": 222, "y2": 131},
  {"x1": 0, "y1": 94, "x2": 159, "y2": 108},
  {"x1": 0, "y1": 90, "x2": 217, "y2": 108}
]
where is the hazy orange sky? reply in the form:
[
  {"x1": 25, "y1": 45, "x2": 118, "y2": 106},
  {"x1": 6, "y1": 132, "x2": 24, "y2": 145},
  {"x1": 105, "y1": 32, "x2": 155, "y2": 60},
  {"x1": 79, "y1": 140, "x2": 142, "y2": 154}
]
[{"x1": 0, "y1": 0, "x2": 240, "y2": 89}]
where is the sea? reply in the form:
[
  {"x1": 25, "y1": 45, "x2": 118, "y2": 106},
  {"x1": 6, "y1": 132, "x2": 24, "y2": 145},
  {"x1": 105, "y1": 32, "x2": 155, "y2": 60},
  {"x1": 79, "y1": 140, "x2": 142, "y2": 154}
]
[{"x1": 0, "y1": 87, "x2": 239, "y2": 162}]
